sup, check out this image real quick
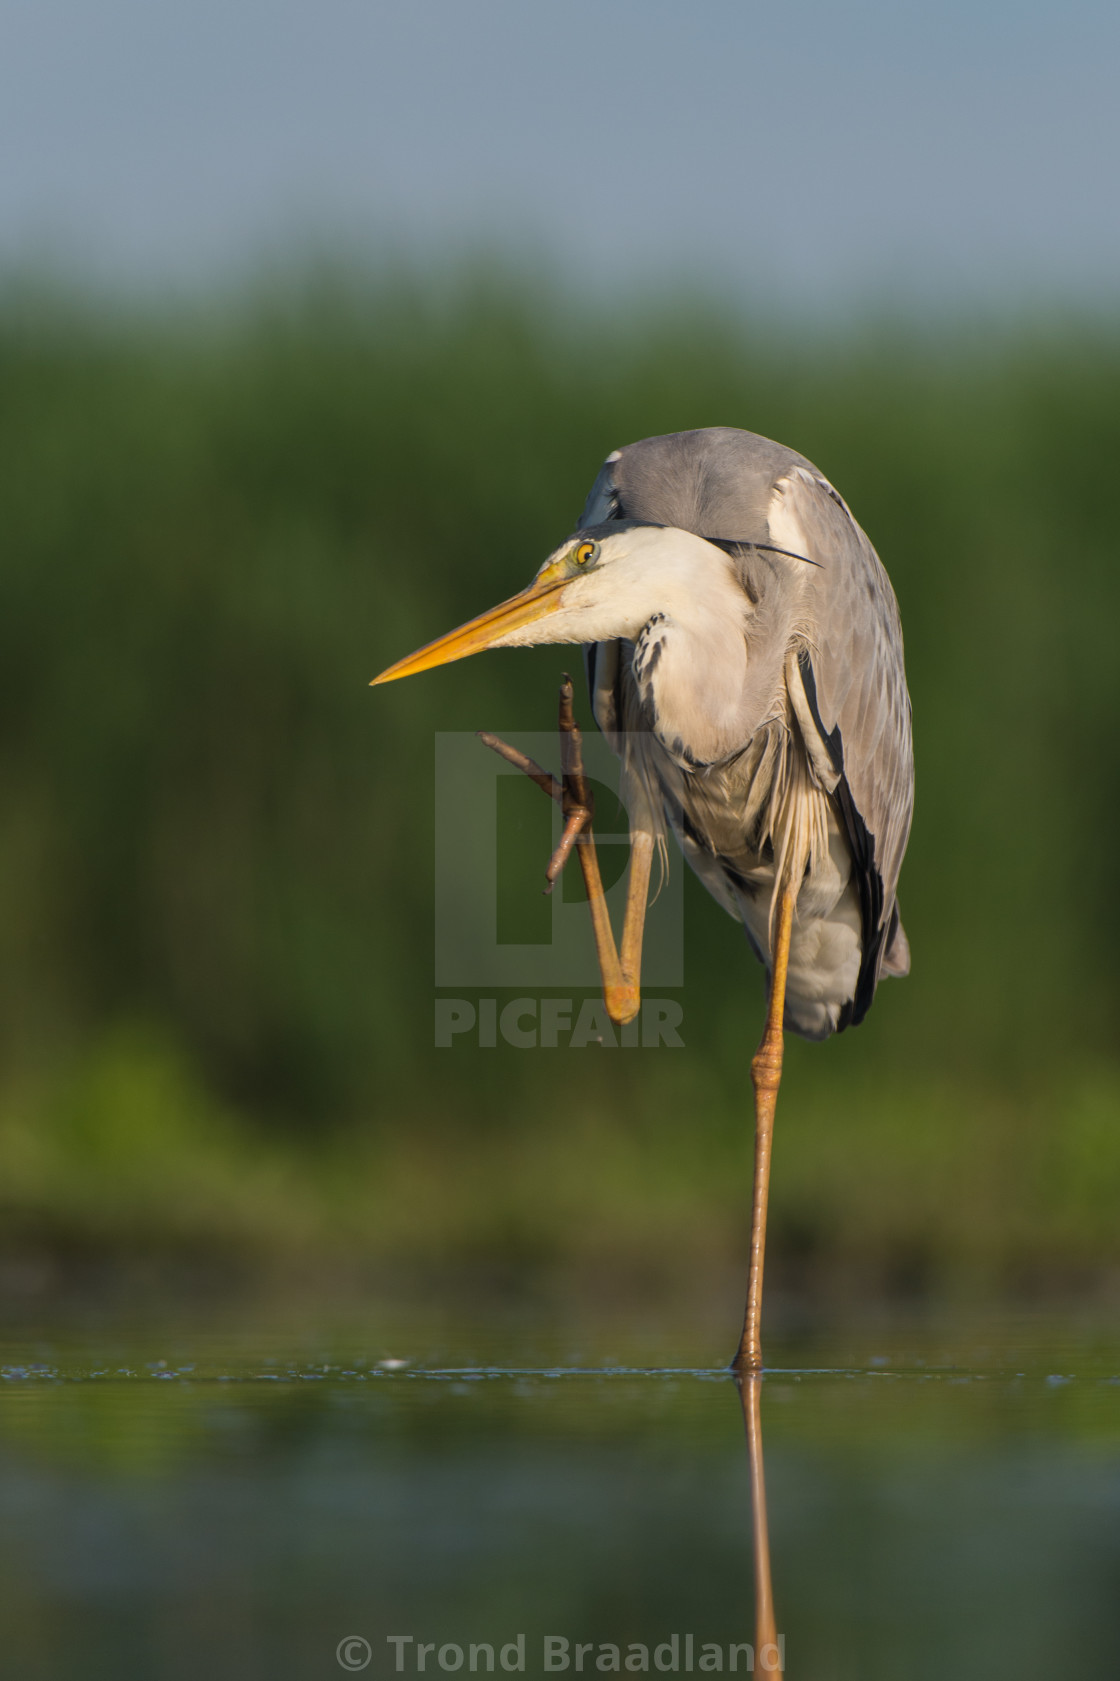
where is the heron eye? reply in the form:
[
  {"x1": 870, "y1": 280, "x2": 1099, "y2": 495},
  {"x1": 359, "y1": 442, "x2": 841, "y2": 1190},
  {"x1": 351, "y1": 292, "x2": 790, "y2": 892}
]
[{"x1": 574, "y1": 541, "x2": 598, "y2": 566}]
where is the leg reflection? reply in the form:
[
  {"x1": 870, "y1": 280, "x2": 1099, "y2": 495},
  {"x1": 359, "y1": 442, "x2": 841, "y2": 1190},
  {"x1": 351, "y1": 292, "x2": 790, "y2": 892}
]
[{"x1": 736, "y1": 1374, "x2": 783, "y2": 1676}]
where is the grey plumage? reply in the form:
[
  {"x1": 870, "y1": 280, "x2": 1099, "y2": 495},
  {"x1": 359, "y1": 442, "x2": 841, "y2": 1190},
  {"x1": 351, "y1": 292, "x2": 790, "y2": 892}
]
[
  {"x1": 578, "y1": 427, "x2": 913, "y2": 1038},
  {"x1": 369, "y1": 426, "x2": 907, "y2": 1371}
]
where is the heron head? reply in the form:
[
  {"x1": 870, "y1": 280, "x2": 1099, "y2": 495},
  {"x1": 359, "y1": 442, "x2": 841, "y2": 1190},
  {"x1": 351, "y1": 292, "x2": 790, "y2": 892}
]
[{"x1": 370, "y1": 522, "x2": 689, "y2": 685}]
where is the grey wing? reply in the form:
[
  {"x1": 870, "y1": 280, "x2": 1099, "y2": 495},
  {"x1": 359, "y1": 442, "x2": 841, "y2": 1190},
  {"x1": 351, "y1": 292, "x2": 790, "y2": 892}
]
[{"x1": 782, "y1": 470, "x2": 914, "y2": 1022}]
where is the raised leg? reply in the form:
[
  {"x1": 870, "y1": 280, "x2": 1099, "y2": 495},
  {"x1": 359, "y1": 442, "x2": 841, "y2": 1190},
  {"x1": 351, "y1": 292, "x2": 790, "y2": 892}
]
[
  {"x1": 478, "y1": 676, "x2": 652, "y2": 1027},
  {"x1": 733, "y1": 887, "x2": 795, "y2": 1373}
]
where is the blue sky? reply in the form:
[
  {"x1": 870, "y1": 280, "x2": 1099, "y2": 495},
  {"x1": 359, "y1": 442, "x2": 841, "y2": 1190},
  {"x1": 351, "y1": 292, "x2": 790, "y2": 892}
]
[{"x1": 1, "y1": 0, "x2": 1116, "y2": 312}]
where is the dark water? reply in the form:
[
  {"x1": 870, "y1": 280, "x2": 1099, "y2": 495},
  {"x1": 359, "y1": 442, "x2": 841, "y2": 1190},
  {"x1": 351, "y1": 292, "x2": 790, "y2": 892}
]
[{"x1": 1, "y1": 1294, "x2": 1119, "y2": 1680}]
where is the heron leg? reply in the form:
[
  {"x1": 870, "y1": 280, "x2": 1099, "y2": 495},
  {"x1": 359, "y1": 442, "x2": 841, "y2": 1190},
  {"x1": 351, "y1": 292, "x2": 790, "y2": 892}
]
[
  {"x1": 733, "y1": 887, "x2": 795, "y2": 1373},
  {"x1": 477, "y1": 676, "x2": 650, "y2": 1027}
]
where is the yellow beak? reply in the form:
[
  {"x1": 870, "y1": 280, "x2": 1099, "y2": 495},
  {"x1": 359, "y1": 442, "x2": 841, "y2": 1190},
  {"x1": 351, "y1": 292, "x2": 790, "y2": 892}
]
[{"x1": 370, "y1": 564, "x2": 569, "y2": 686}]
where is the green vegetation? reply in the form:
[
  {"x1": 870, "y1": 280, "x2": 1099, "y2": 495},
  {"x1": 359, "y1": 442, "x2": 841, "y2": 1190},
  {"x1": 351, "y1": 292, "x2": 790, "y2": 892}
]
[{"x1": 1, "y1": 272, "x2": 1118, "y2": 1294}]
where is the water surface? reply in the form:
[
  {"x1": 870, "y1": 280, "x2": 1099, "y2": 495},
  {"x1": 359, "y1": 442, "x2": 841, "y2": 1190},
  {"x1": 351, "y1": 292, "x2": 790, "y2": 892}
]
[{"x1": 2, "y1": 1296, "x2": 1118, "y2": 1679}]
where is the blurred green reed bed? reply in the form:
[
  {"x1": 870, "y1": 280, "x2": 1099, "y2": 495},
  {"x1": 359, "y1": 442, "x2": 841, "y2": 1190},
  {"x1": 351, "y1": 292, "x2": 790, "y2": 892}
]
[{"x1": 1, "y1": 273, "x2": 1118, "y2": 1295}]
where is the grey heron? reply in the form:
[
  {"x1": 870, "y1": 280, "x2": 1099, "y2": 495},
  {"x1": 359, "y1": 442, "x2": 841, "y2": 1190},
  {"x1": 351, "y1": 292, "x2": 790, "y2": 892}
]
[{"x1": 374, "y1": 427, "x2": 914, "y2": 1370}]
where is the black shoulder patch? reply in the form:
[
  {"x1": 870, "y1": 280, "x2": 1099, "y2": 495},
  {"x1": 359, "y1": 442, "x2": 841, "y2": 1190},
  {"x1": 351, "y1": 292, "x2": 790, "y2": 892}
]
[
  {"x1": 796, "y1": 650, "x2": 844, "y2": 776},
  {"x1": 800, "y1": 645, "x2": 888, "y2": 1032},
  {"x1": 833, "y1": 773, "x2": 888, "y2": 1032}
]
